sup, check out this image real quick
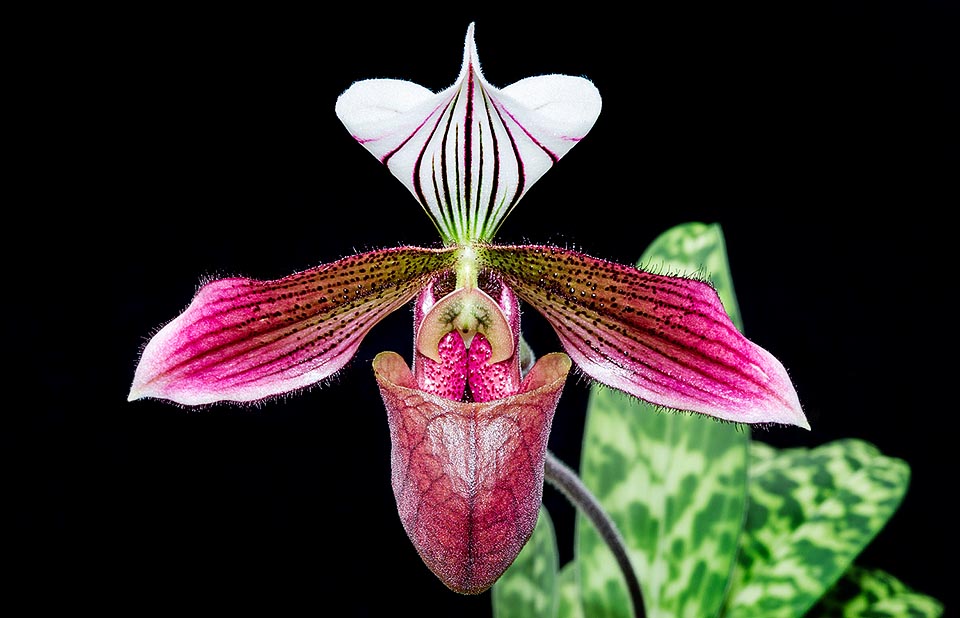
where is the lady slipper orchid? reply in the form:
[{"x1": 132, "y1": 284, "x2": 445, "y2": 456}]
[{"x1": 129, "y1": 23, "x2": 807, "y2": 595}]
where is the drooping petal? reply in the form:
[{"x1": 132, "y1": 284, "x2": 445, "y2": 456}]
[
  {"x1": 129, "y1": 246, "x2": 458, "y2": 406},
  {"x1": 335, "y1": 23, "x2": 601, "y2": 245},
  {"x1": 374, "y1": 350, "x2": 572, "y2": 594},
  {"x1": 478, "y1": 244, "x2": 808, "y2": 428}
]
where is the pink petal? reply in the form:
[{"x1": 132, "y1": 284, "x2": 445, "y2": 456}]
[
  {"x1": 129, "y1": 246, "x2": 458, "y2": 406},
  {"x1": 374, "y1": 350, "x2": 572, "y2": 594},
  {"x1": 478, "y1": 244, "x2": 808, "y2": 428}
]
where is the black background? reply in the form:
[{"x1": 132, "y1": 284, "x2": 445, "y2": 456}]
[{"x1": 14, "y1": 2, "x2": 955, "y2": 615}]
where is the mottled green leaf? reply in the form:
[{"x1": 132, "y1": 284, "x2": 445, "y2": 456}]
[
  {"x1": 577, "y1": 222, "x2": 750, "y2": 618},
  {"x1": 493, "y1": 506, "x2": 559, "y2": 618},
  {"x1": 810, "y1": 565, "x2": 944, "y2": 618},
  {"x1": 723, "y1": 440, "x2": 911, "y2": 618},
  {"x1": 859, "y1": 596, "x2": 946, "y2": 618},
  {"x1": 558, "y1": 561, "x2": 586, "y2": 618}
]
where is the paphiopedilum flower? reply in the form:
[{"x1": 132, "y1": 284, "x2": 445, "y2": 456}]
[{"x1": 130, "y1": 23, "x2": 807, "y2": 595}]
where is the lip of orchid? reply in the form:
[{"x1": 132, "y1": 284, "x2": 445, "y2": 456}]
[{"x1": 374, "y1": 349, "x2": 573, "y2": 594}]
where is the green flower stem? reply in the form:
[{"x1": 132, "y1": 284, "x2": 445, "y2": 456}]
[{"x1": 544, "y1": 450, "x2": 645, "y2": 618}]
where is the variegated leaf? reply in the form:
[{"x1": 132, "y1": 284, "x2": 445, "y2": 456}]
[
  {"x1": 723, "y1": 440, "x2": 911, "y2": 618},
  {"x1": 810, "y1": 565, "x2": 944, "y2": 618},
  {"x1": 576, "y1": 222, "x2": 751, "y2": 618},
  {"x1": 492, "y1": 507, "x2": 560, "y2": 618},
  {"x1": 557, "y1": 561, "x2": 586, "y2": 618}
]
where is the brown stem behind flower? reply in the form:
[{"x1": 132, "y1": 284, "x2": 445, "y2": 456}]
[{"x1": 544, "y1": 450, "x2": 645, "y2": 618}]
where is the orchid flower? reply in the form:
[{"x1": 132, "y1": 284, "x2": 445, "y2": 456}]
[{"x1": 129, "y1": 23, "x2": 807, "y2": 595}]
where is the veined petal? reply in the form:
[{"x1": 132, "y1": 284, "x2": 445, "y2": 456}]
[
  {"x1": 335, "y1": 23, "x2": 601, "y2": 245},
  {"x1": 478, "y1": 244, "x2": 808, "y2": 428},
  {"x1": 129, "y1": 246, "x2": 458, "y2": 406},
  {"x1": 374, "y1": 350, "x2": 572, "y2": 594}
]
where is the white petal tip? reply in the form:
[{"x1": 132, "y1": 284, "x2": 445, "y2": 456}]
[
  {"x1": 127, "y1": 378, "x2": 159, "y2": 402},
  {"x1": 767, "y1": 396, "x2": 810, "y2": 430}
]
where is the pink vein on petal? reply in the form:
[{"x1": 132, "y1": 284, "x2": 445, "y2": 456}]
[
  {"x1": 129, "y1": 246, "x2": 458, "y2": 406},
  {"x1": 477, "y1": 244, "x2": 807, "y2": 428}
]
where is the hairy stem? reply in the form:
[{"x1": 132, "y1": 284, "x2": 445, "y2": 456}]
[{"x1": 544, "y1": 450, "x2": 645, "y2": 618}]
